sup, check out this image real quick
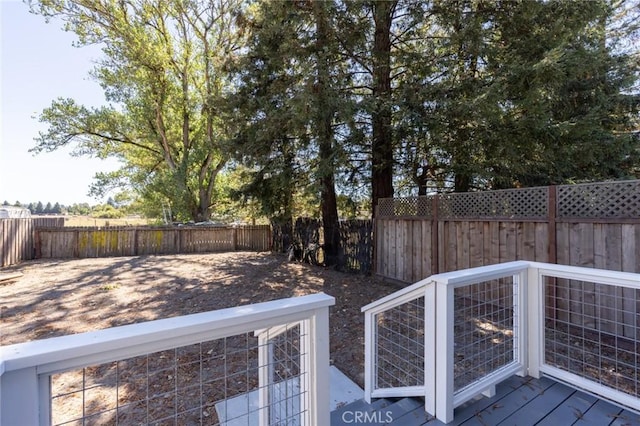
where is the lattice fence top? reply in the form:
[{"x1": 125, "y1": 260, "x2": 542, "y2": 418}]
[
  {"x1": 377, "y1": 196, "x2": 434, "y2": 218},
  {"x1": 377, "y1": 179, "x2": 640, "y2": 220},
  {"x1": 377, "y1": 187, "x2": 548, "y2": 219},
  {"x1": 438, "y1": 187, "x2": 548, "y2": 220},
  {"x1": 557, "y1": 180, "x2": 640, "y2": 219}
]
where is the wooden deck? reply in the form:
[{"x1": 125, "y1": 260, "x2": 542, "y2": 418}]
[{"x1": 331, "y1": 375, "x2": 640, "y2": 425}]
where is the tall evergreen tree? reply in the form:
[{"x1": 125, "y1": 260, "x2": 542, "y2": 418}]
[{"x1": 233, "y1": 0, "x2": 348, "y2": 264}]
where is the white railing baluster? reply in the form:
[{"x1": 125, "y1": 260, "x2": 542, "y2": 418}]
[
  {"x1": 363, "y1": 307, "x2": 374, "y2": 404},
  {"x1": 526, "y1": 265, "x2": 542, "y2": 379},
  {"x1": 434, "y1": 279, "x2": 455, "y2": 423},
  {"x1": 306, "y1": 307, "x2": 330, "y2": 426},
  {"x1": 424, "y1": 282, "x2": 436, "y2": 416}
]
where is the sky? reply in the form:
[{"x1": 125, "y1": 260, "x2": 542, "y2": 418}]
[{"x1": 0, "y1": 0, "x2": 119, "y2": 206}]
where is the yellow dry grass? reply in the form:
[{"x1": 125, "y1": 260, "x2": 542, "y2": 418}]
[{"x1": 63, "y1": 216, "x2": 152, "y2": 227}]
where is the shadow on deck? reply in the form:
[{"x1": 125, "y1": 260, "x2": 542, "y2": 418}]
[{"x1": 331, "y1": 375, "x2": 640, "y2": 425}]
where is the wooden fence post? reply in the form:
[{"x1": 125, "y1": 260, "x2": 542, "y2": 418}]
[
  {"x1": 548, "y1": 186, "x2": 557, "y2": 265},
  {"x1": 232, "y1": 227, "x2": 238, "y2": 251},
  {"x1": 372, "y1": 204, "x2": 378, "y2": 275},
  {"x1": 34, "y1": 228, "x2": 41, "y2": 259},
  {"x1": 431, "y1": 195, "x2": 439, "y2": 275},
  {"x1": 547, "y1": 185, "x2": 558, "y2": 322}
]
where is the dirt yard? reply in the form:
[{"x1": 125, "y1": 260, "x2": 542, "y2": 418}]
[{"x1": 0, "y1": 251, "x2": 401, "y2": 389}]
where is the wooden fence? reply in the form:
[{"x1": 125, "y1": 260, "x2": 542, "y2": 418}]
[
  {"x1": 272, "y1": 218, "x2": 374, "y2": 274},
  {"x1": 375, "y1": 180, "x2": 640, "y2": 338},
  {"x1": 36, "y1": 225, "x2": 272, "y2": 259},
  {"x1": 1, "y1": 217, "x2": 65, "y2": 267},
  {"x1": 376, "y1": 180, "x2": 640, "y2": 281}
]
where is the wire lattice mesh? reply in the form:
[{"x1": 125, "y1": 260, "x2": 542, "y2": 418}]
[
  {"x1": 374, "y1": 297, "x2": 425, "y2": 389},
  {"x1": 544, "y1": 277, "x2": 640, "y2": 398},
  {"x1": 265, "y1": 324, "x2": 306, "y2": 426},
  {"x1": 453, "y1": 278, "x2": 516, "y2": 392},
  {"x1": 50, "y1": 325, "x2": 306, "y2": 426}
]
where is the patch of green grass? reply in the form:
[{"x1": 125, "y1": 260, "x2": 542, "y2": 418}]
[{"x1": 99, "y1": 283, "x2": 120, "y2": 291}]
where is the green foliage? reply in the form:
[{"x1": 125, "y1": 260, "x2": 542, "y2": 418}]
[
  {"x1": 67, "y1": 203, "x2": 92, "y2": 215},
  {"x1": 396, "y1": 0, "x2": 640, "y2": 192},
  {"x1": 90, "y1": 204, "x2": 124, "y2": 219},
  {"x1": 31, "y1": 0, "x2": 247, "y2": 222},
  {"x1": 29, "y1": 0, "x2": 640, "y2": 225}
]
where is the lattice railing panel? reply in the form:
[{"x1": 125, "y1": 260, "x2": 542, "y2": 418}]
[
  {"x1": 452, "y1": 277, "x2": 517, "y2": 393},
  {"x1": 49, "y1": 327, "x2": 307, "y2": 425},
  {"x1": 438, "y1": 187, "x2": 548, "y2": 220},
  {"x1": 374, "y1": 297, "x2": 425, "y2": 389},
  {"x1": 544, "y1": 277, "x2": 640, "y2": 398},
  {"x1": 557, "y1": 180, "x2": 640, "y2": 219}
]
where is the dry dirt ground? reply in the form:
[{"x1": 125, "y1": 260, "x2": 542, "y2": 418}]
[{"x1": 0, "y1": 251, "x2": 402, "y2": 389}]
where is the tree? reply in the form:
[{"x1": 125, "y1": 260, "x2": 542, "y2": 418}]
[
  {"x1": 310, "y1": 0, "x2": 341, "y2": 265},
  {"x1": 31, "y1": 0, "x2": 247, "y2": 221},
  {"x1": 394, "y1": 0, "x2": 640, "y2": 193},
  {"x1": 231, "y1": 0, "x2": 310, "y2": 228},
  {"x1": 370, "y1": 0, "x2": 397, "y2": 213},
  {"x1": 233, "y1": 0, "x2": 347, "y2": 263}
]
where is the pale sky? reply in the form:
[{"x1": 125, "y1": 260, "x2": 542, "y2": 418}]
[{"x1": 0, "y1": 0, "x2": 119, "y2": 206}]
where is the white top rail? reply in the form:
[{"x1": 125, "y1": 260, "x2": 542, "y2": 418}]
[
  {"x1": 0, "y1": 292, "x2": 335, "y2": 376},
  {"x1": 362, "y1": 260, "x2": 640, "y2": 314},
  {"x1": 429, "y1": 261, "x2": 530, "y2": 286},
  {"x1": 362, "y1": 261, "x2": 531, "y2": 314}
]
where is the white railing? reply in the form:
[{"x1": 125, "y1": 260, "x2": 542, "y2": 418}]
[
  {"x1": 363, "y1": 261, "x2": 640, "y2": 423},
  {"x1": 0, "y1": 293, "x2": 334, "y2": 426}
]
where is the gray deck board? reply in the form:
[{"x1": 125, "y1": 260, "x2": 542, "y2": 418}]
[
  {"x1": 455, "y1": 377, "x2": 556, "y2": 426},
  {"x1": 610, "y1": 409, "x2": 640, "y2": 426},
  {"x1": 431, "y1": 375, "x2": 534, "y2": 426},
  {"x1": 386, "y1": 398, "x2": 434, "y2": 426},
  {"x1": 329, "y1": 376, "x2": 640, "y2": 425},
  {"x1": 498, "y1": 381, "x2": 577, "y2": 426},
  {"x1": 574, "y1": 399, "x2": 624, "y2": 425},
  {"x1": 535, "y1": 388, "x2": 598, "y2": 425}
]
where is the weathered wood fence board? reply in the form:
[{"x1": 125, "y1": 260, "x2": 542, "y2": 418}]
[
  {"x1": 1, "y1": 219, "x2": 32, "y2": 267},
  {"x1": 1, "y1": 218, "x2": 65, "y2": 267},
  {"x1": 36, "y1": 225, "x2": 272, "y2": 259}
]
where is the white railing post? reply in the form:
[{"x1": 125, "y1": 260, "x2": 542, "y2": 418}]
[
  {"x1": 306, "y1": 307, "x2": 330, "y2": 426},
  {"x1": 257, "y1": 333, "x2": 272, "y2": 426},
  {"x1": 0, "y1": 367, "x2": 42, "y2": 425},
  {"x1": 424, "y1": 282, "x2": 437, "y2": 416},
  {"x1": 515, "y1": 270, "x2": 528, "y2": 378},
  {"x1": 434, "y1": 280, "x2": 455, "y2": 423},
  {"x1": 526, "y1": 265, "x2": 542, "y2": 379},
  {"x1": 363, "y1": 309, "x2": 374, "y2": 403}
]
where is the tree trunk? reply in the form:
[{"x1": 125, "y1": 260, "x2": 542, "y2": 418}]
[
  {"x1": 313, "y1": 0, "x2": 341, "y2": 267},
  {"x1": 371, "y1": 0, "x2": 396, "y2": 218}
]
